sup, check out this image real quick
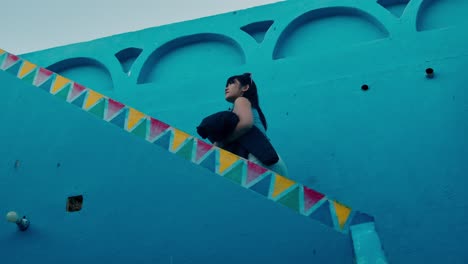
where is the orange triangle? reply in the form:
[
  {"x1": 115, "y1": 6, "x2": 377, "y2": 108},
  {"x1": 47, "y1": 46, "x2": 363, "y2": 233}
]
[
  {"x1": 84, "y1": 89, "x2": 104, "y2": 109},
  {"x1": 0, "y1": 49, "x2": 4, "y2": 55},
  {"x1": 218, "y1": 149, "x2": 239, "y2": 174},
  {"x1": 19, "y1": 61, "x2": 37, "y2": 78},
  {"x1": 333, "y1": 201, "x2": 351, "y2": 229},
  {"x1": 127, "y1": 108, "x2": 145, "y2": 130},
  {"x1": 52, "y1": 75, "x2": 72, "y2": 94},
  {"x1": 272, "y1": 174, "x2": 295, "y2": 198},
  {"x1": 171, "y1": 129, "x2": 191, "y2": 151}
]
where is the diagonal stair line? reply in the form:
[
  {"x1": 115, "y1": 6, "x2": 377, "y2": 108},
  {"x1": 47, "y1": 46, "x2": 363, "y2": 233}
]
[{"x1": 0, "y1": 48, "x2": 375, "y2": 234}]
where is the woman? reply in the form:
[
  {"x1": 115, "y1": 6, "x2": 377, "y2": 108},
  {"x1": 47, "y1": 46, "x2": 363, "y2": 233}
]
[{"x1": 214, "y1": 73, "x2": 289, "y2": 176}]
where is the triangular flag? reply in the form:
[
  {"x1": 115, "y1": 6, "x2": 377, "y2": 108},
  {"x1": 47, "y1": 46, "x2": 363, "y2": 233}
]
[
  {"x1": 175, "y1": 138, "x2": 194, "y2": 161},
  {"x1": 34, "y1": 68, "x2": 53, "y2": 86},
  {"x1": 272, "y1": 174, "x2": 295, "y2": 198},
  {"x1": 105, "y1": 99, "x2": 125, "y2": 121},
  {"x1": 20, "y1": 68, "x2": 37, "y2": 85},
  {"x1": 149, "y1": 118, "x2": 170, "y2": 141},
  {"x1": 277, "y1": 186, "x2": 300, "y2": 212},
  {"x1": 249, "y1": 173, "x2": 272, "y2": 197},
  {"x1": 153, "y1": 130, "x2": 172, "y2": 150},
  {"x1": 246, "y1": 161, "x2": 268, "y2": 185},
  {"x1": 303, "y1": 186, "x2": 325, "y2": 212},
  {"x1": 223, "y1": 161, "x2": 245, "y2": 185},
  {"x1": 5, "y1": 61, "x2": 22, "y2": 76},
  {"x1": 1, "y1": 53, "x2": 20, "y2": 70},
  {"x1": 0, "y1": 53, "x2": 5, "y2": 67},
  {"x1": 127, "y1": 108, "x2": 145, "y2": 130},
  {"x1": 195, "y1": 139, "x2": 213, "y2": 161},
  {"x1": 68, "y1": 83, "x2": 87, "y2": 102},
  {"x1": 18, "y1": 61, "x2": 37, "y2": 78},
  {"x1": 52, "y1": 75, "x2": 71, "y2": 94},
  {"x1": 218, "y1": 149, "x2": 239, "y2": 174},
  {"x1": 309, "y1": 200, "x2": 334, "y2": 227},
  {"x1": 199, "y1": 149, "x2": 216, "y2": 172},
  {"x1": 171, "y1": 129, "x2": 190, "y2": 151},
  {"x1": 109, "y1": 108, "x2": 128, "y2": 128},
  {"x1": 84, "y1": 89, "x2": 104, "y2": 109},
  {"x1": 87, "y1": 99, "x2": 106, "y2": 119},
  {"x1": 54, "y1": 83, "x2": 71, "y2": 101},
  {"x1": 38, "y1": 76, "x2": 55, "y2": 92},
  {"x1": 70, "y1": 90, "x2": 87, "y2": 108},
  {"x1": 333, "y1": 201, "x2": 352, "y2": 230},
  {"x1": 131, "y1": 118, "x2": 148, "y2": 139}
]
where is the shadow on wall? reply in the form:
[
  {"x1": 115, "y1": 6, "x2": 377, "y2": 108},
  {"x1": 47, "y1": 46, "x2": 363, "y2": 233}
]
[{"x1": 47, "y1": 57, "x2": 114, "y2": 91}]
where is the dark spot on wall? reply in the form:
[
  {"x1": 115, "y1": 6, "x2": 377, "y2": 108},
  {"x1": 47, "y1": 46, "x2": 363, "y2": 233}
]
[
  {"x1": 67, "y1": 195, "x2": 83, "y2": 212},
  {"x1": 425, "y1": 67, "x2": 434, "y2": 78}
]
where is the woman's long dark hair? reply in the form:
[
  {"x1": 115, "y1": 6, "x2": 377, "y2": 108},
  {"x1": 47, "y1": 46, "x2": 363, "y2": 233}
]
[{"x1": 226, "y1": 73, "x2": 268, "y2": 130}]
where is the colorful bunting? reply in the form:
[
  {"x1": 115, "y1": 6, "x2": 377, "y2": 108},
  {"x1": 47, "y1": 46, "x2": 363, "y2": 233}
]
[{"x1": 0, "y1": 49, "x2": 368, "y2": 234}]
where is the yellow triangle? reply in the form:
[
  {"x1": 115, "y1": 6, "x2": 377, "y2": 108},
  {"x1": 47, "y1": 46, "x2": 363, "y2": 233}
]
[
  {"x1": 19, "y1": 61, "x2": 37, "y2": 78},
  {"x1": 171, "y1": 129, "x2": 191, "y2": 151},
  {"x1": 272, "y1": 174, "x2": 295, "y2": 198},
  {"x1": 218, "y1": 149, "x2": 239, "y2": 174},
  {"x1": 84, "y1": 89, "x2": 104, "y2": 109},
  {"x1": 333, "y1": 201, "x2": 351, "y2": 229},
  {"x1": 0, "y1": 49, "x2": 4, "y2": 54},
  {"x1": 127, "y1": 108, "x2": 146, "y2": 130},
  {"x1": 52, "y1": 75, "x2": 72, "y2": 94}
]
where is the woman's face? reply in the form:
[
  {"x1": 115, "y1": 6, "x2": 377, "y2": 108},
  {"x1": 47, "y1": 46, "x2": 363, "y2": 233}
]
[{"x1": 225, "y1": 79, "x2": 248, "y2": 102}]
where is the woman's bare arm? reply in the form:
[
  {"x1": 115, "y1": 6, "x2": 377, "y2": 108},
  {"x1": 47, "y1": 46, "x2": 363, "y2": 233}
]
[{"x1": 221, "y1": 97, "x2": 253, "y2": 144}]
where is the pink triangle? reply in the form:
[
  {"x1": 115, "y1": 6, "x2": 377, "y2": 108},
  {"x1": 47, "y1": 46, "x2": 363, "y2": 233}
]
[
  {"x1": 1, "y1": 54, "x2": 20, "y2": 70},
  {"x1": 246, "y1": 161, "x2": 268, "y2": 185},
  {"x1": 149, "y1": 118, "x2": 170, "y2": 140},
  {"x1": 33, "y1": 68, "x2": 53, "y2": 86},
  {"x1": 303, "y1": 186, "x2": 325, "y2": 212},
  {"x1": 195, "y1": 139, "x2": 213, "y2": 161},
  {"x1": 106, "y1": 98, "x2": 125, "y2": 120},
  {"x1": 68, "y1": 83, "x2": 86, "y2": 101}
]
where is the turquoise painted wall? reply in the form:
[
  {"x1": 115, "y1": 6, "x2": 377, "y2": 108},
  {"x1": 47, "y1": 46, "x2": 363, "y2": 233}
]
[
  {"x1": 3, "y1": 0, "x2": 468, "y2": 263},
  {"x1": 0, "y1": 70, "x2": 353, "y2": 263}
]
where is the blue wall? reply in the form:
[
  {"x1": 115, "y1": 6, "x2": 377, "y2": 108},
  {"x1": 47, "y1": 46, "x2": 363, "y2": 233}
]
[
  {"x1": 5, "y1": 0, "x2": 468, "y2": 263},
  {"x1": 0, "y1": 70, "x2": 353, "y2": 263}
]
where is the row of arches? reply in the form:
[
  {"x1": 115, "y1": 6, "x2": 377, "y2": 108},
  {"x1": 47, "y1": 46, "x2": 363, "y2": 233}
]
[{"x1": 45, "y1": 0, "x2": 462, "y2": 90}]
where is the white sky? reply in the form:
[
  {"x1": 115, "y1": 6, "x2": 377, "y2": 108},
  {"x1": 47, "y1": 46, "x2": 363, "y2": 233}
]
[{"x1": 0, "y1": 0, "x2": 282, "y2": 54}]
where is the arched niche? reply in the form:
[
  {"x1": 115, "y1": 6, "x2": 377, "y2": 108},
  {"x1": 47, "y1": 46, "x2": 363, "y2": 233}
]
[
  {"x1": 137, "y1": 33, "x2": 245, "y2": 84},
  {"x1": 273, "y1": 7, "x2": 390, "y2": 60}
]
